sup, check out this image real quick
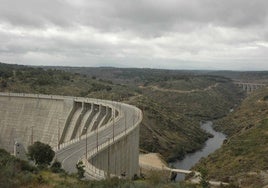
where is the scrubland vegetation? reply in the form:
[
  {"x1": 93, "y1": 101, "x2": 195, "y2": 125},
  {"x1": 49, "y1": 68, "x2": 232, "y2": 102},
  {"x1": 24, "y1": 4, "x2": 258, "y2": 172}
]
[
  {"x1": 4, "y1": 62, "x2": 265, "y2": 187},
  {"x1": 0, "y1": 63, "x2": 244, "y2": 162},
  {"x1": 0, "y1": 148, "x2": 201, "y2": 187},
  {"x1": 194, "y1": 87, "x2": 268, "y2": 187}
]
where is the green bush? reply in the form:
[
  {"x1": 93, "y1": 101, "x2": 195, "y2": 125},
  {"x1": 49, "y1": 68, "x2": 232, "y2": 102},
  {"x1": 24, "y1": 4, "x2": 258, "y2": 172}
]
[
  {"x1": 51, "y1": 160, "x2": 63, "y2": 173},
  {"x1": 28, "y1": 141, "x2": 55, "y2": 166},
  {"x1": 76, "y1": 161, "x2": 85, "y2": 179}
]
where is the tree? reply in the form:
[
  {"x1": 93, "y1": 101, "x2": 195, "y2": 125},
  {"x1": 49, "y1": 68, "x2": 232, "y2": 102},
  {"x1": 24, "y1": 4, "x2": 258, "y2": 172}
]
[
  {"x1": 28, "y1": 141, "x2": 55, "y2": 166},
  {"x1": 76, "y1": 161, "x2": 85, "y2": 178},
  {"x1": 199, "y1": 167, "x2": 210, "y2": 188}
]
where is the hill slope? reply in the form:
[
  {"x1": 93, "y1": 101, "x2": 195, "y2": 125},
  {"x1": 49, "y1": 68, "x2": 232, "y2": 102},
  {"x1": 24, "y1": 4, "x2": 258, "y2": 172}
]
[
  {"x1": 57, "y1": 66, "x2": 244, "y2": 161},
  {"x1": 0, "y1": 63, "x2": 244, "y2": 162},
  {"x1": 194, "y1": 87, "x2": 268, "y2": 187}
]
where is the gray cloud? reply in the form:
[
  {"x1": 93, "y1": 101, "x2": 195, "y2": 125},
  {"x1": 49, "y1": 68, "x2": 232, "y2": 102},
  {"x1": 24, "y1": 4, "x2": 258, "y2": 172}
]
[
  {"x1": 2, "y1": 0, "x2": 268, "y2": 33},
  {"x1": 0, "y1": 0, "x2": 268, "y2": 70}
]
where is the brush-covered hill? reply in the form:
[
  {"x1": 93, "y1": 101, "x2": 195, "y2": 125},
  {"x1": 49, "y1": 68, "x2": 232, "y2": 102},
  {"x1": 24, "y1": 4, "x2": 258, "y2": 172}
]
[
  {"x1": 128, "y1": 75, "x2": 244, "y2": 161},
  {"x1": 208, "y1": 70, "x2": 268, "y2": 84},
  {"x1": 193, "y1": 87, "x2": 268, "y2": 187},
  {"x1": 0, "y1": 63, "x2": 244, "y2": 162},
  {"x1": 55, "y1": 66, "x2": 245, "y2": 161}
]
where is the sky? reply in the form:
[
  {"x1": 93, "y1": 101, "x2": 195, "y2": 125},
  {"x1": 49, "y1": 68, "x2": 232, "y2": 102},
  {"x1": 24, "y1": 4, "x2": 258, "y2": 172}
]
[{"x1": 0, "y1": 0, "x2": 268, "y2": 70}]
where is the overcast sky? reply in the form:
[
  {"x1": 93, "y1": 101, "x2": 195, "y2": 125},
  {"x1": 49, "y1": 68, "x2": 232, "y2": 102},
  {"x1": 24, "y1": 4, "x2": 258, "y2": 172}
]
[{"x1": 0, "y1": 0, "x2": 268, "y2": 70}]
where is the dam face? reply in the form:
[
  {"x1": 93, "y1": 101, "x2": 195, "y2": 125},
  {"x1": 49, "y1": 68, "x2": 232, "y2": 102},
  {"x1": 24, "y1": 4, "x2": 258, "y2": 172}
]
[
  {"x1": 0, "y1": 94, "x2": 72, "y2": 152},
  {"x1": 0, "y1": 93, "x2": 142, "y2": 179}
]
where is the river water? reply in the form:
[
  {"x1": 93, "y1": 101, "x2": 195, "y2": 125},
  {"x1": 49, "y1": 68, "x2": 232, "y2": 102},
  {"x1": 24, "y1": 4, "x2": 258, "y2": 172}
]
[{"x1": 171, "y1": 121, "x2": 226, "y2": 181}]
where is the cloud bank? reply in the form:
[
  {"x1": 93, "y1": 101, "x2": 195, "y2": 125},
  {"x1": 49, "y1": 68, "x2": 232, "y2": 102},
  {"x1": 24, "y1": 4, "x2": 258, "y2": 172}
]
[{"x1": 0, "y1": 0, "x2": 268, "y2": 70}]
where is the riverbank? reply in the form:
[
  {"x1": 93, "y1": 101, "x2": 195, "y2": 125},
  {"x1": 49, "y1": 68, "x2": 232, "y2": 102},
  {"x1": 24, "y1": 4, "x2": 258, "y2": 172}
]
[
  {"x1": 193, "y1": 88, "x2": 268, "y2": 186},
  {"x1": 139, "y1": 152, "x2": 229, "y2": 187},
  {"x1": 171, "y1": 121, "x2": 226, "y2": 181},
  {"x1": 139, "y1": 122, "x2": 227, "y2": 181}
]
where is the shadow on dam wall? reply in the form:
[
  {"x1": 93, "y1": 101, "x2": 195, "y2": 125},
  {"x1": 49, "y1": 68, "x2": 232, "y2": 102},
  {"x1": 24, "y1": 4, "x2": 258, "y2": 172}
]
[{"x1": 0, "y1": 94, "x2": 73, "y2": 153}]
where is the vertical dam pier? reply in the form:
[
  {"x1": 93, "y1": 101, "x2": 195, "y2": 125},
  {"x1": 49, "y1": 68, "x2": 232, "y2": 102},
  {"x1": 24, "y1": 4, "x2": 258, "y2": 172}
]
[
  {"x1": 0, "y1": 93, "x2": 142, "y2": 179},
  {"x1": 234, "y1": 82, "x2": 266, "y2": 94}
]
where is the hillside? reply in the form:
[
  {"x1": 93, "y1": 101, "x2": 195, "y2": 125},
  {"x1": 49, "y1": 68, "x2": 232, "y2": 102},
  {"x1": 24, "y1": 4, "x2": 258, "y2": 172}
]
[
  {"x1": 55, "y1": 66, "x2": 245, "y2": 161},
  {"x1": 0, "y1": 148, "x2": 199, "y2": 188},
  {"x1": 0, "y1": 63, "x2": 244, "y2": 162},
  {"x1": 129, "y1": 76, "x2": 244, "y2": 161},
  {"x1": 208, "y1": 70, "x2": 268, "y2": 84},
  {"x1": 193, "y1": 87, "x2": 268, "y2": 187}
]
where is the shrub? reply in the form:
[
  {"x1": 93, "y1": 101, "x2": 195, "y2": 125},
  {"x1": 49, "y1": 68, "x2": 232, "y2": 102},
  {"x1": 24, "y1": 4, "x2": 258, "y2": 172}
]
[
  {"x1": 76, "y1": 161, "x2": 85, "y2": 179},
  {"x1": 28, "y1": 141, "x2": 55, "y2": 166},
  {"x1": 51, "y1": 160, "x2": 63, "y2": 173},
  {"x1": 147, "y1": 170, "x2": 169, "y2": 186}
]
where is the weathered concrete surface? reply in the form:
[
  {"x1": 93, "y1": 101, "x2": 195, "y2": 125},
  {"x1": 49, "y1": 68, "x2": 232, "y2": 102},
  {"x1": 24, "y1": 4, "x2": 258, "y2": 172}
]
[
  {"x1": 0, "y1": 95, "x2": 72, "y2": 152},
  {"x1": 58, "y1": 100, "x2": 142, "y2": 179},
  {"x1": 0, "y1": 93, "x2": 142, "y2": 180},
  {"x1": 89, "y1": 124, "x2": 140, "y2": 178}
]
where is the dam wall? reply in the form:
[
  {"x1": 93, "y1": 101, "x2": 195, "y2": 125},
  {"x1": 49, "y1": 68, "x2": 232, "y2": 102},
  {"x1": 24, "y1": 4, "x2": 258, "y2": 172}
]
[
  {"x1": 88, "y1": 125, "x2": 140, "y2": 178},
  {"x1": 81, "y1": 103, "x2": 142, "y2": 179},
  {"x1": 0, "y1": 93, "x2": 142, "y2": 180},
  {"x1": 0, "y1": 94, "x2": 72, "y2": 152}
]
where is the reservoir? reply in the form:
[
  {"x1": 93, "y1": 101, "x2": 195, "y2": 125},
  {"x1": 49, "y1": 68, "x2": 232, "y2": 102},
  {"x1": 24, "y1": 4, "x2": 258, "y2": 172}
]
[{"x1": 171, "y1": 121, "x2": 226, "y2": 181}]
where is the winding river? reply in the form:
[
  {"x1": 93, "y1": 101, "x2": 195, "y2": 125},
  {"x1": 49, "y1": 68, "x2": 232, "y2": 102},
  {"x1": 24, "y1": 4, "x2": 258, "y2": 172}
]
[{"x1": 171, "y1": 121, "x2": 226, "y2": 181}]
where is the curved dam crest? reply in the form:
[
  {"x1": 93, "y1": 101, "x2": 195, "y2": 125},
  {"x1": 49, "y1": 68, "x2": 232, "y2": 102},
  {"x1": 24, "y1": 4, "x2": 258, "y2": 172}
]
[{"x1": 0, "y1": 93, "x2": 142, "y2": 179}]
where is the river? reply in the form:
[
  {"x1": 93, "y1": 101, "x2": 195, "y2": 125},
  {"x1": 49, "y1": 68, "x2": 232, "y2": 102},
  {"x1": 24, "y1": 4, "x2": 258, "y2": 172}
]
[{"x1": 171, "y1": 121, "x2": 226, "y2": 181}]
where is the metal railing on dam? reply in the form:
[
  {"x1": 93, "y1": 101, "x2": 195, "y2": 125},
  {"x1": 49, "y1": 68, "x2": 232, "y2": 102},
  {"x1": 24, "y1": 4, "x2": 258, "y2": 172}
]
[{"x1": 0, "y1": 92, "x2": 142, "y2": 180}]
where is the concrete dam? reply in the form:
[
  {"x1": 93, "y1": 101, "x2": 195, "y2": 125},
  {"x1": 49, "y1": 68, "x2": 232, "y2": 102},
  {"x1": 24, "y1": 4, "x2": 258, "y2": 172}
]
[{"x1": 0, "y1": 93, "x2": 142, "y2": 179}]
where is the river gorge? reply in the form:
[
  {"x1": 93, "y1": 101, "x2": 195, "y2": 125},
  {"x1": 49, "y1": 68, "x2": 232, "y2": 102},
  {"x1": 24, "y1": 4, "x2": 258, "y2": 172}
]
[{"x1": 172, "y1": 121, "x2": 226, "y2": 181}]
